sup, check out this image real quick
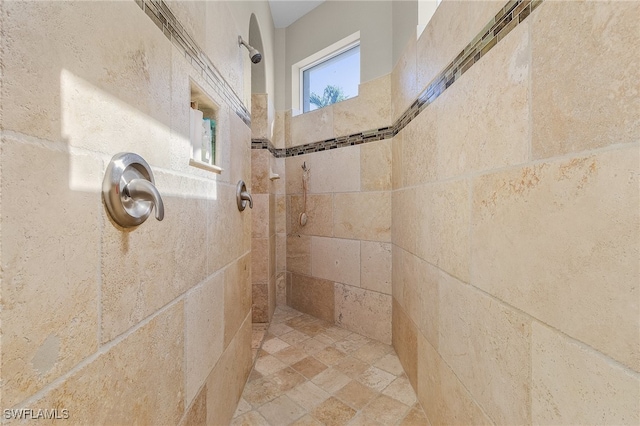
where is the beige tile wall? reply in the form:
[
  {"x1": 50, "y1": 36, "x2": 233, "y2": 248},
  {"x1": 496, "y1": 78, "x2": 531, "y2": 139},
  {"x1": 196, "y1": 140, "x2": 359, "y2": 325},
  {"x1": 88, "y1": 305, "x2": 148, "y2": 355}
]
[
  {"x1": 251, "y1": 121, "x2": 278, "y2": 323},
  {"x1": 0, "y1": 2, "x2": 254, "y2": 423},
  {"x1": 392, "y1": 1, "x2": 640, "y2": 425},
  {"x1": 284, "y1": 139, "x2": 393, "y2": 344}
]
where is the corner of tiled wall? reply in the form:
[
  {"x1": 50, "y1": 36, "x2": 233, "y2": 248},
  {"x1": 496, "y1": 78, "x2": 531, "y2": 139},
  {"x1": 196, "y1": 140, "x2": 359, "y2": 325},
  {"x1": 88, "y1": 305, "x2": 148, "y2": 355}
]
[
  {"x1": 1, "y1": 1, "x2": 254, "y2": 424},
  {"x1": 391, "y1": 0, "x2": 640, "y2": 424}
]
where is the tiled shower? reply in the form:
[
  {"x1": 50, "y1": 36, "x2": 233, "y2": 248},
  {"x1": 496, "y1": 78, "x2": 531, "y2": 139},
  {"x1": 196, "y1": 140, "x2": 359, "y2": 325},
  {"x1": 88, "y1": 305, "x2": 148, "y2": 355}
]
[{"x1": 0, "y1": 0, "x2": 638, "y2": 425}]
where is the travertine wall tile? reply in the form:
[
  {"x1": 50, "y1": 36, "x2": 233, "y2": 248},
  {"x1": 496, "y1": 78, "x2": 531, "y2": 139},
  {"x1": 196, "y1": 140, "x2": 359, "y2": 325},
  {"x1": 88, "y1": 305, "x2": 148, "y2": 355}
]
[
  {"x1": 276, "y1": 195, "x2": 287, "y2": 234},
  {"x1": 166, "y1": 1, "x2": 206, "y2": 47},
  {"x1": 276, "y1": 234, "x2": 287, "y2": 273},
  {"x1": 472, "y1": 147, "x2": 640, "y2": 371},
  {"x1": 251, "y1": 93, "x2": 269, "y2": 140},
  {"x1": 289, "y1": 194, "x2": 333, "y2": 237},
  {"x1": 180, "y1": 383, "x2": 207, "y2": 426},
  {"x1": 253, "y1": 283, "x2": 269, "y2": 323},
  {"x1": 224, "y1": 254, "x2": 252, "y2": 348},
  {"x1": 391, "y1": 30, "x2": 417, "y2": 123},
  {"x1": 391, "y1": 246, "x2": 404, "y2": 310},
  {"x1": 252, "y1": 149, "x2": 270, "y2": 195},
  {"x1": 286, "y1": 148, "x2": 361, "y2": 195},
  {"x1": 434, "y1": 20, "x2": 530, "y2": 179},
  {"x1": 401, "y1": 249, "x2": 439, "y2": 349},
  {"x1": 208, "y1": 184, "x2": 248, "y2": 274},
  {"x1": 311, "y1": 237, "x2": 361, "y2": 288},
  {"x1": 287, "y1": 234, "x2": 312, "y2": 276},
  {"x1": 532, "y1": 322, "x2": 640, "y2": 425},
  {"x1": 417, "y1": 332, "x2": 493, "y2": 426},
  {"x1": 37, "y1": 303, "x2": 185, "y2": 425},
  {"x1": 229, "y1": 111, "x2": 252, "y2": 188},
  {"x1": 1, "y1": 141, "x2": 100, "y2": 407},
  {"x1": 1, "y1": 0, "x2": 253, "y2": 418},
  {"x1": 439, "y1": 276, "x2": 531, "y2": 424},
  {"x1": 531, "y1": 1, "x2": 640, "y2": 159},
  {"x1": 391, "y1": 133, "x2": 403, "y2": 191},
  {"x1": 288, "y1": 274, "x2": 335, "y2": 323},
  {"x1": 276, "y1": 272, "x2": 287, "y2": 306},
  {"x1": 392, "y1": 299, "x2": 417, "y2": 389},
  {"x1": 273, "y1": 111, "x2": 286, "y2": 149},
  {"x1": 413, "y1": 179, "x2": 470, "y2": 282},
  {"x1": 101, "y1": 176, "x2": 208, "y2": 342},
  {"x1": 333, "y1": 75, "x2": 392, "y2": 138},
  {"x1": 290, "y1": 107, "x2": 334, "y2": 147},
  {"x1": 206, "y1": 313, "x2": 253, "y2": 425},
  {"x1": 401, "y1": 106, "x2": 437, "y2": 187},
  {"x1": 361, "y1": 241, "x2": 392, "y2": 295},
  {"x1": 252, "y1": 194, "x2": 270, "y2": 239},
  {"x1": 335, "y1": 284, "x2": 392, "y2": 344},
  {"x1": 361, "y1": 139, "x2": 392, "y2": 192},
  {"x1": 334, "y1": 192, "x2": 391, "y2": 242},
  {"x1": 204, "y1": 1, "x2": 244, "y2": 103},
  {"x1": 252, "y1": 238, "x2": 269, "y2": 284},
  {"x1": 186, "y1": 273, "x2": 225, "y2": 404},
  {"x1": 1, "y1": 1, "x2": 172, "y2": 165},
  {"x1": 416, "y1": 0, "x2": 500, "y2": 94}
]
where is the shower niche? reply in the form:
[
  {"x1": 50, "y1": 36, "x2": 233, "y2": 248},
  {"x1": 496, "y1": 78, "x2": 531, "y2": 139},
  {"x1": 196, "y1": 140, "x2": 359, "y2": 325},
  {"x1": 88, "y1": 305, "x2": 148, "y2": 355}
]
[{"x1": 189, "y1": 81, "x2": 222, "y2": 173}]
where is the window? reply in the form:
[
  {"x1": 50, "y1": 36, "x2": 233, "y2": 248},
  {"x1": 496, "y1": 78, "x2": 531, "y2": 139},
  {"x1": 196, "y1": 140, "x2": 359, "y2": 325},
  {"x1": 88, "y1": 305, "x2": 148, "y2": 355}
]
[
  {"x1": 301, "y1": 43, "x2": 360, "y2": 113},
  {"x1": 291, "y1": 32, "x2": 361, "y2": 115}
]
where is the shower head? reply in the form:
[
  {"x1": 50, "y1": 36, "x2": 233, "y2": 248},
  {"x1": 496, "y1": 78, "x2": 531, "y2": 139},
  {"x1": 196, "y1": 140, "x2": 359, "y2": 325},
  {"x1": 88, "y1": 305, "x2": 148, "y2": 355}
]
[{"x1": 238, "y1": 36, "x2": 262, "y2": 64}]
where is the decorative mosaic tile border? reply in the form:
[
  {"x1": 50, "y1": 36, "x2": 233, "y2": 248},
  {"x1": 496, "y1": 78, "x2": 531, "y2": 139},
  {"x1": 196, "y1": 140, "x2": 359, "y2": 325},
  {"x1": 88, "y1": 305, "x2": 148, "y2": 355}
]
[
  {"x1": 137, "y1": 0, "x2": 251, "y2": 127},
  {"x1": 253, "y1": 0, "x2": 542, "y2": 157}
]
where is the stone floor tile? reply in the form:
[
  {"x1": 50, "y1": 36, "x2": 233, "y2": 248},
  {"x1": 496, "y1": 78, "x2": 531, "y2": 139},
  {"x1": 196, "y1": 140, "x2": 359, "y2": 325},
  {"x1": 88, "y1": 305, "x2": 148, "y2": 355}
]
[
  {"x1": 231, "y1": 410, "x2": 271, "y2": 426},
  {"x1": 399, "y1": 407, "x2": 429, "y2": 425},
  {"x1": 347, "y1": 414, "x2": 384, "y2": 426},
  {"x1": 360, "y1": 395, "x2": 411, "y2": 425},
  {"x1": 314, "y1": 346, "x2": 348, "y2": 366},
  {"x1": 357, "y1": 366, "x2": 396, "y2": 392},
  {"x1": 254, "y1": 354, "x2": 287, "y2": 375},
  {"x1": 311, "y1": 397, "x2": 357, "y2": 426},
  {"x1": 242, "y1": 377, "x2": 282, "y2": 407},
  {"x1": 274, "y1": 345, "x2": 309, "y2": 365},
  {"x1": 334, "y1": 357, "x2": 370, "y2": 379},
  {"x1": 280, "y1": 330, "x2": 311, "y2": 345},
  {"x1": 258, "y1": 395, "x2": 306, "y2": 425},
  {"x1": 262, "y1": 337, "x2": 291, "y2": 354},
  {"x1": 286, "y1": 381, "x2": 331, "y2": 411},
  {"x1": 236, "y1": 306, "x2": 419, "y2": 426},
  {"x1": 291, "y1": 414, "x2": 325, "y2": 426},
  {"x1": 233, "y1": 398, "x2": 252, "y2": 418},
  {"x1": 299, "y1": 337, "x2": 331, "y2": 355},
  {"x1": 373, "y1": 353, "x2": 405, "y2": 376},
  {"x1": 270, "y1": 367, "x2": 307, "y2": 392},
  {"x1": 269, "y1": 322, "x2": 294, "y2": 336},
  {"x1": 382, "y1": 375, "x2": 417, "y2": 407},
  {"x1": 312, "y1": 368, "x2": 352, "y2": 394},
  {"x1": 292, "y1": 356, "x2": 329, "y2": 379},
  {"x1": 334, "y1": 380, "x2": 379, "y2": 410},
  {"x1": 352, "y1": 341, "x2": 394, "y2": 364}
]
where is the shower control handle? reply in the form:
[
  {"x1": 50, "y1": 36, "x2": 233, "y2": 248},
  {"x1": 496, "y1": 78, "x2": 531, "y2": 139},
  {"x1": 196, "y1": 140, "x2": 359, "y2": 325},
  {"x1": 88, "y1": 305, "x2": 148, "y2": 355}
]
[
  {"x1": 103, "y1": 152, "x2": 165, "y2": 228},
  {"x1": 124, "y1": 179, "x2": 164, "y2": 221},
  {"x1": 236, "y1": 180, "x2": 253, "y2": 211}
]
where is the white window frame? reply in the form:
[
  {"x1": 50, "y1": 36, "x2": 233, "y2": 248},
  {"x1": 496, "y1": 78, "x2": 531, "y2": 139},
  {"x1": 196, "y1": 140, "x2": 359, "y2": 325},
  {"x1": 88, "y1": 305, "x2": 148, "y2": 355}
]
[{"x1": 291, "y1": 31, "x2": 360, "y2": 115}]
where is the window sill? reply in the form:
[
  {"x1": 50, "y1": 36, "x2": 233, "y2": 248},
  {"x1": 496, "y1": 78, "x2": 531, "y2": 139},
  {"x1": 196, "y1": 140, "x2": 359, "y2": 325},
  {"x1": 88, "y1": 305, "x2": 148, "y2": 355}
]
[{"x1": 189, "y1": 158, "x2": 223, "y2": 174}]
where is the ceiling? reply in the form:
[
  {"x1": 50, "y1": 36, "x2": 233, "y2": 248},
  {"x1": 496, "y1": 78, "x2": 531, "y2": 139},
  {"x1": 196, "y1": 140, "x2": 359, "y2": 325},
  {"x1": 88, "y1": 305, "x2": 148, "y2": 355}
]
[{"x1": 268, "y1": 0, "x2": 326, "y2": 28}]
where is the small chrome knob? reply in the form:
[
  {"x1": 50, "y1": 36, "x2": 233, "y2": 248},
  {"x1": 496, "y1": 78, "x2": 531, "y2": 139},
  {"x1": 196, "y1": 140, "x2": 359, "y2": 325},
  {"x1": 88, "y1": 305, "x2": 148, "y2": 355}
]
[{"x1": 236, "y1": 180, "x2": 253, "y2": 211}]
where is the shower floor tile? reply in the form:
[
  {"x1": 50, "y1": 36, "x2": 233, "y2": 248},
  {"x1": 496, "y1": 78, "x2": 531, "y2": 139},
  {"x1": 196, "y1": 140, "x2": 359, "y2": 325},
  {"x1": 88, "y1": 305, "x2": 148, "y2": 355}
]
[{"x1": 235, "y1": 306, "x2": 426, "y2": 426}]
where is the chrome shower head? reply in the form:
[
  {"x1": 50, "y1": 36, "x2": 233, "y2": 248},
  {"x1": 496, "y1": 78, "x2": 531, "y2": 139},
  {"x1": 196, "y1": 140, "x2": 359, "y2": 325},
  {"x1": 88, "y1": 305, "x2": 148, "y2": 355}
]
[{"x1": 238, "y1": 36, "x2": 262, "y2": 64}]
